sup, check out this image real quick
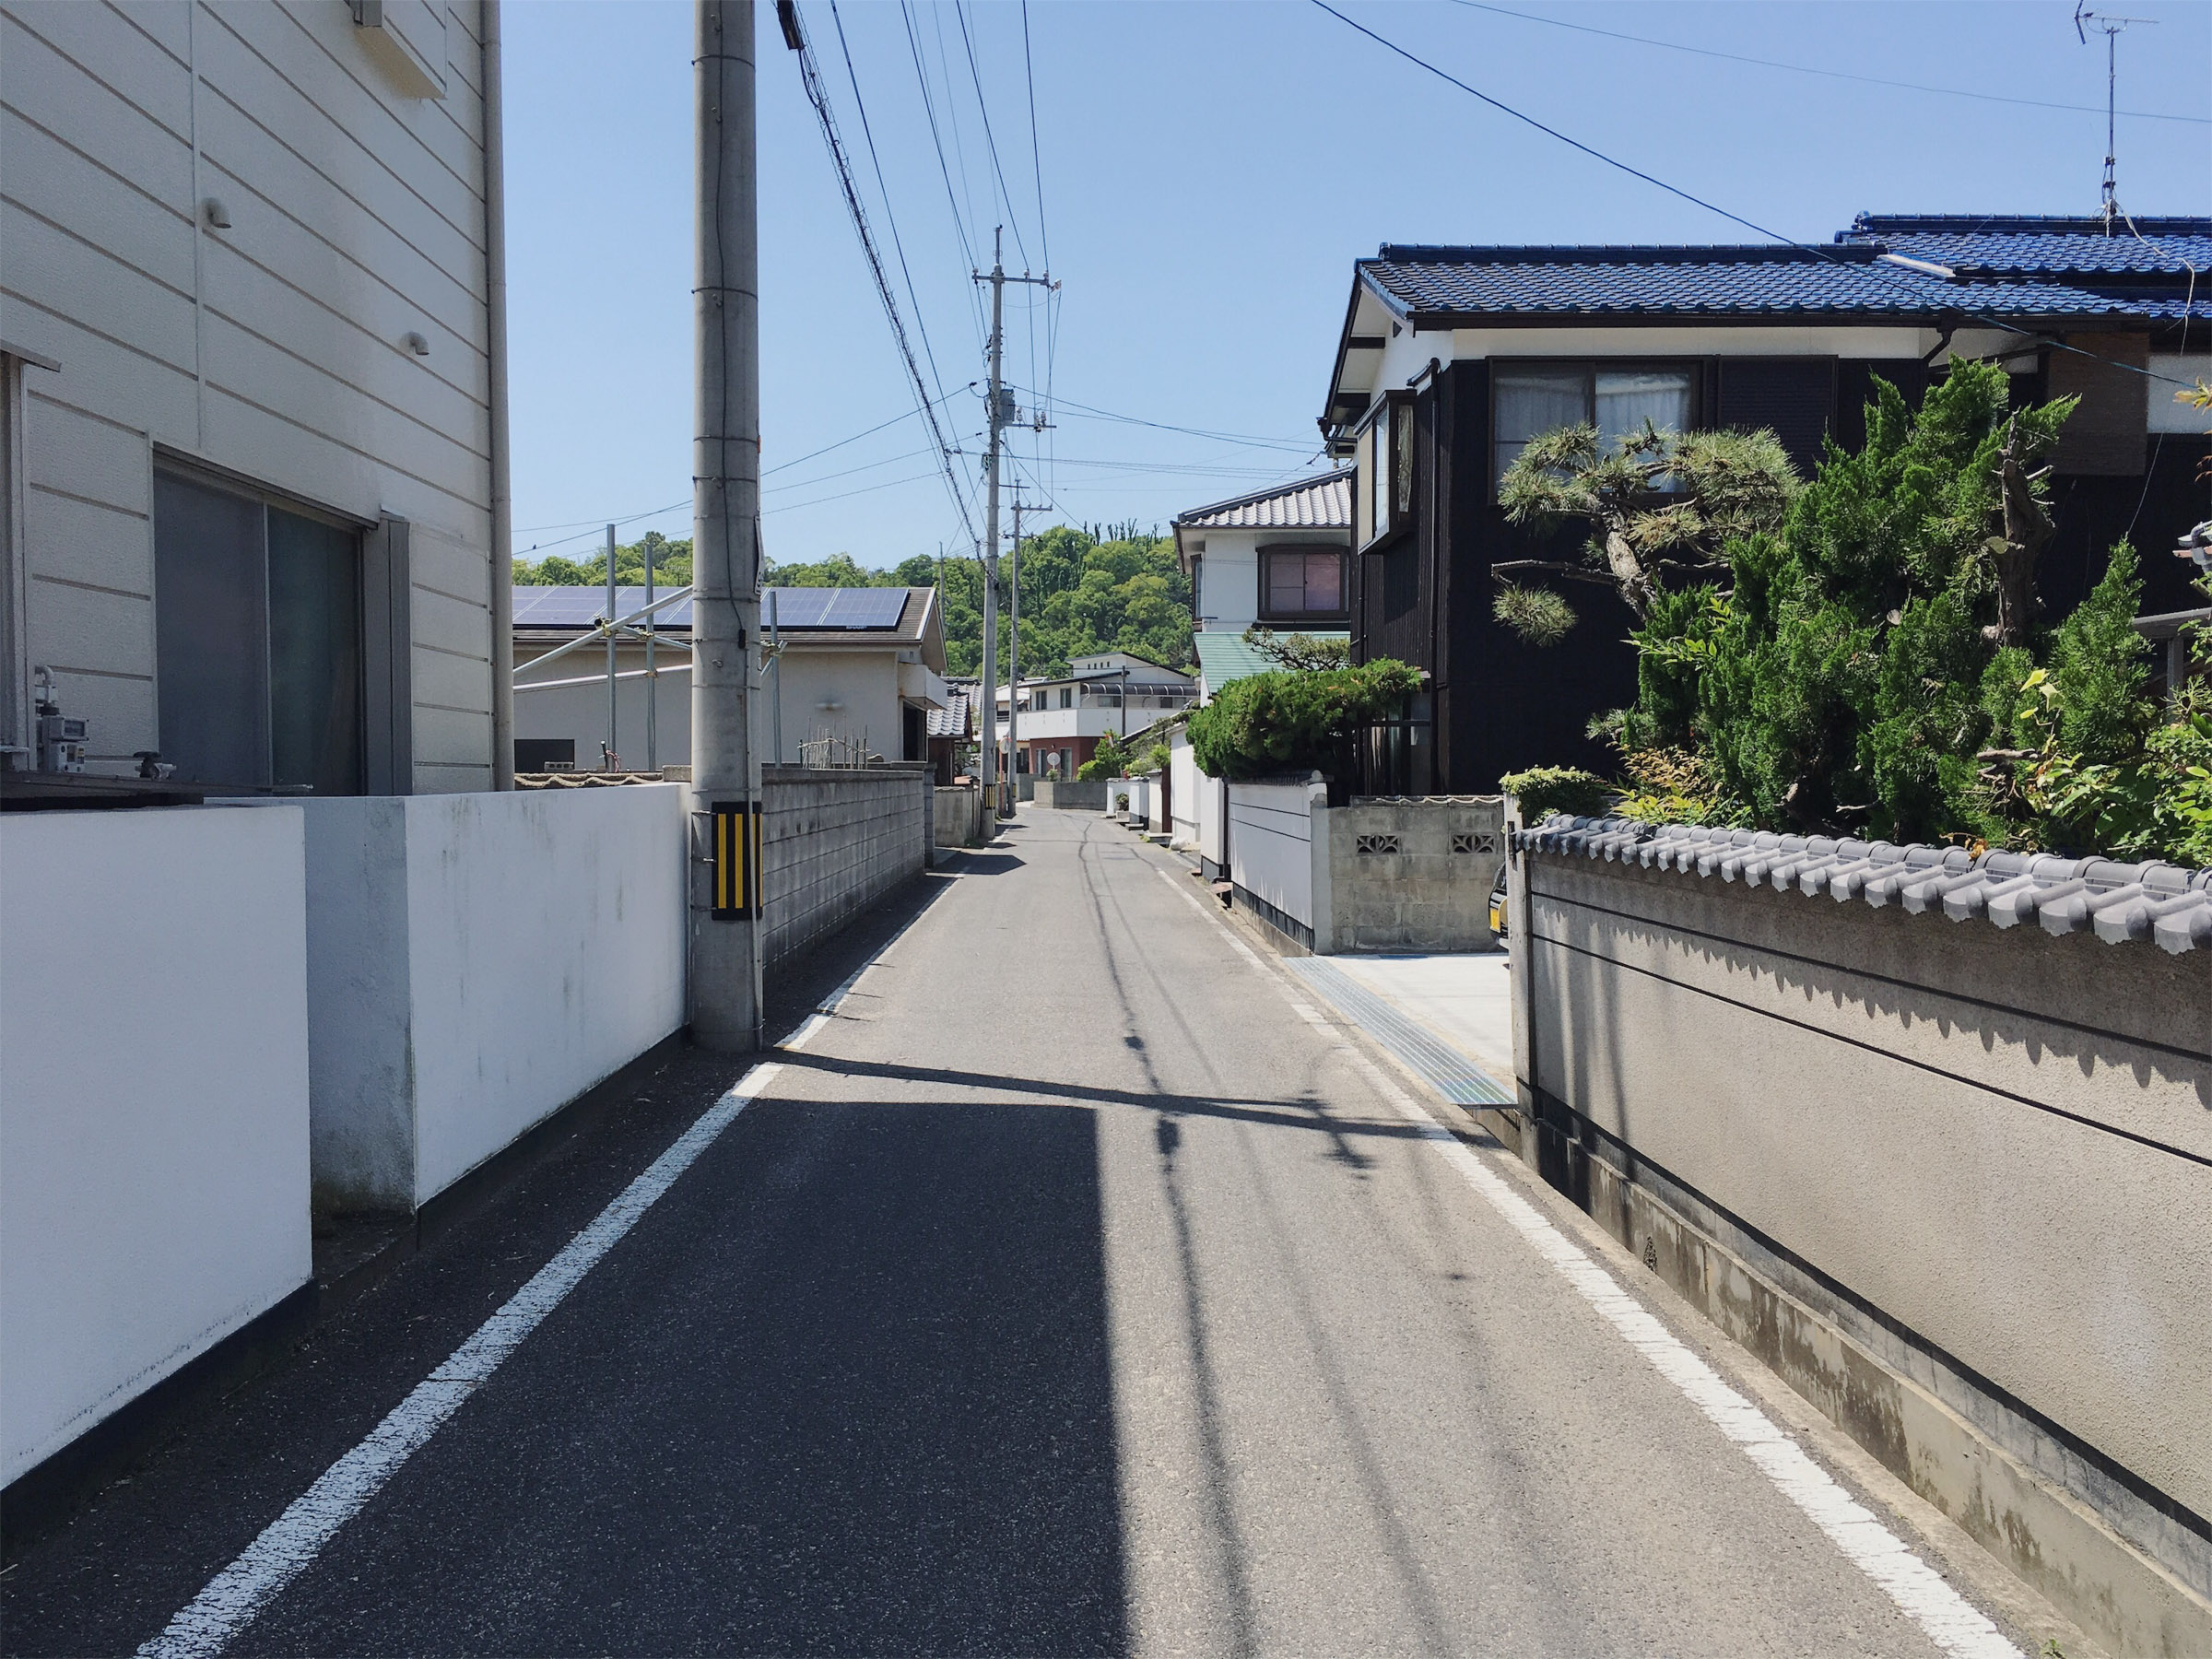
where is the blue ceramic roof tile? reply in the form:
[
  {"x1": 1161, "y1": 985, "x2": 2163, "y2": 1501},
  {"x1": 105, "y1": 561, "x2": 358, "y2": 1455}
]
[
  {"x1": 1361, "y1": 243, "x2": 2196, "y2": 322},
  {"x1": 1841, "y1": 215, "x2": 2212, "y2": 275}
]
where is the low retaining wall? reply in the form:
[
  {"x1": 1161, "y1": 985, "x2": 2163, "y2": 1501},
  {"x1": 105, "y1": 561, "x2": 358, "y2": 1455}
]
[
  {"x1": 2, "y1": 806, "x2": 312, "y2": 1488},
  {"x1": 760, "y1": 764, "x2": 931, "y2": 969},
  {"x1": 1509, "y1": 816, "x2": 2212, "y2": 1655},
  {"x1": 303, "y1": 786, "x2": 687, "y2": 1213},
  {"x1": 1032, "y1": 777, "x2": 1106, "y2": 812},
  {"x1": 1227, "y1": 781, "x2": 1504, "y2": 952},
  {"x1": 1323, "y1": 795, "x2": 1504, "y2": 952},
  {"x1": 934, "y1": 782, "x2": 982, "y2": 848}
]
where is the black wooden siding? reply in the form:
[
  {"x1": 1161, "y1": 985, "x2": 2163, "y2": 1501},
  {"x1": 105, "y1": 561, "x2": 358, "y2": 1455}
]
[{"x1": 1349, "y1": 352, "x2": 2211, "y2": 796}]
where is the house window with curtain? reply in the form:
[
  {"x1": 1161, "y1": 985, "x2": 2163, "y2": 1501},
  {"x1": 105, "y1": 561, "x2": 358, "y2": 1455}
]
[
  {"x1": 1492, "y1": 364, "x2": 1697, "y2": 492},
  {"x1": 1261, "y1": 547, "x2": 1347, "y2": 619}
]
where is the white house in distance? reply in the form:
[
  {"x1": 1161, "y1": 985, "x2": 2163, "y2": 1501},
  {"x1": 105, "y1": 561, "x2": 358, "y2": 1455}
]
[
  {"x1": 1, "y1": 0, "x2": 506, "y2": 794},
  {"x1": 997, "y1": 650, "x2": 1195, "y2": 780},
  {"x1": 512, "y1": 585, "x2": 948, "y2": 770},
  {"x1": 1171, "y1": 472, "x2": 1353, "y2": 702}
]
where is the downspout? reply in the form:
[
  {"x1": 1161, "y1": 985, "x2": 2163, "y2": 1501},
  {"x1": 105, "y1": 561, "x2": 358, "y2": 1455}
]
[{"x1": 484, "y1": 0, "x2": 515, "y2": 789}]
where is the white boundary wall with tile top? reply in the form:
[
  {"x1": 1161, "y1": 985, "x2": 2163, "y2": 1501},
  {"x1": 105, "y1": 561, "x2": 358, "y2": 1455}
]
[
  {"x1": 302, "y1": 786, "x2": 687, "y2": 1210},
  {"x1": 1168, "y1": 729, "x2": 1202, "y2": 848},
  {"x1": 1511, "y1": 840, "x2": 2212, "y2": 1654},
  {"x1": 1, "y1": 806, "x2": 312, "y2": 1487}
]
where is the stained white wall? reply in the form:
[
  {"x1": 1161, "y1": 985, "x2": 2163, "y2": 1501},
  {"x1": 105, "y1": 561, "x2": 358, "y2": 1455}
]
[
  {"x1": 1195, "y1": 530, "x2": 1261, "y2": 629},
  {"x1": 1, "y1": 805, "x2": 311, "y2": 1486},
  {"x1": 0, "y1": 0, "x2": 496, "y2": 786},
  {"x1": 299, "y1": 786, "x2": 687, "y2": 1210}
]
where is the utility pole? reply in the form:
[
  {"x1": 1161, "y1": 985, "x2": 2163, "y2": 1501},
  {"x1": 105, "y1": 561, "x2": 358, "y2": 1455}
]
[
  {"x1": 689, "y1": 0, "x2": 761, "y2": 1051},
  {"x1": 973, "y1": 228, "x2": 1053, "y2": 821},
  {"x1": 605, "y1": 523, "x2": 618, "y2": 770},
  {"x1": 1006, "y1": 496, "x2": 1029, "y2": 811},
  {"x1": 644, "y1": 532, "x2": 658, "y2": 771}
]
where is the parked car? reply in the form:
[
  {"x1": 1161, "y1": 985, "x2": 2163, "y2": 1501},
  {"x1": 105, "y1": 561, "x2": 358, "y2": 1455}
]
[{"x1": 1488, "y1": 862, "x2": 1509, "y2": 940}]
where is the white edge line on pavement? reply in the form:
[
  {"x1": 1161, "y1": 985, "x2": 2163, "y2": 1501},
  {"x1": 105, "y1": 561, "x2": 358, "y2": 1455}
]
[
  {"x1": 1147, "y1": 860, "x2": 2020, "y2": 1659},
  {"x1": 138, "y1": 918, "x2": 916, "y2": 1659}
]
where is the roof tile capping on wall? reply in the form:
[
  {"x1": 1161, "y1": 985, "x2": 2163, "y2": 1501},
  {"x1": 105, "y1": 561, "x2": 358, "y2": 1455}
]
[{"x1": 1517, "y1": 817, "x2": 2212, "y2": 954}]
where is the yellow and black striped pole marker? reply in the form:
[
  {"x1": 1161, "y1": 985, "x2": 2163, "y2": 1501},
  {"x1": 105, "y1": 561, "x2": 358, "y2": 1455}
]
[{"x1": 711, "y1": 800, "x2": 762, "y2": 920}]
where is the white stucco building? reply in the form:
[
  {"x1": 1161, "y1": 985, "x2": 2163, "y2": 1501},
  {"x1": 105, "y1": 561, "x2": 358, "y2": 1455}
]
[
  {"x1": 1171, "y1": 472, "x2": 1353, "y2": 702},
  {"x1": 997, "y1": 650, "x2": 1195, "y2": 780}
]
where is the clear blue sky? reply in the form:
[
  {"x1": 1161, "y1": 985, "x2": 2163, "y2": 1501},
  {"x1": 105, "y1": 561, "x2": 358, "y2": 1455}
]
[{"x1": 501, "y1": 1, "x2": 2212, "y2": 571}]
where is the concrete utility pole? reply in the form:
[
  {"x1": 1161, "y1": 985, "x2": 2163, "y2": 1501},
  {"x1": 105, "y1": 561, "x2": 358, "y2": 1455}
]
[
  {"x1": 605, "y1": 523, "x2": 618, "y2": 769},
  {"x1": 1006, "y1": 495, "x2": 1026, "y2": 811},
  {"x1": 974, "y1": 229, "x2": 1052, "y2": 820},
  {"x1": 689, "y1": 0, "x2": 762, "y2": 1051}
]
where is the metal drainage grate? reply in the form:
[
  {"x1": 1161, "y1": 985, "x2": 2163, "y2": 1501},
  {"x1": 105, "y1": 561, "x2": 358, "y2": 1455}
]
[{"x1": 1282, "y1": 957, "x2": 1513, "y2": 1109}]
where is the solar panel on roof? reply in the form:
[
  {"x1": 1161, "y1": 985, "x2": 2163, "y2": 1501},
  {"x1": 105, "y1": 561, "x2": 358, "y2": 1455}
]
[{"x1": 763, "y1": 587, "x2": 906, "y2": 629}]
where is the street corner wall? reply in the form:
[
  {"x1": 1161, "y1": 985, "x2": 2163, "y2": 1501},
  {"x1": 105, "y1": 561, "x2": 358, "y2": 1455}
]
[
  {"x1": 1513, "y1": 829, "x2": 2212, "y2": 1642},
  {"x1": 1227, "y1": 778, "x2": 1324, "y2": 947},
  {"x1": 1319, "y1": 796, "x2": 1505, "y2": 953},
  {"x1": 761, "y1": 765, "x2": 931, "y2": 968},
  {"x1": 402, "y1": 785, "x2": 688, "y2": 1204},
  {"x1": 0, "y1": 806, "x2": 312, "y2": 1488}
]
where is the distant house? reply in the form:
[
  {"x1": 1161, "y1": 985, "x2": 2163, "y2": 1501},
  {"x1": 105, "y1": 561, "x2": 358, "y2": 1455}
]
[
  {"x1": 1319, "y1": 214, "x2": 2212, "y2": 793},
  {"x1": 998, "y1": 650, "x2": 1195, "y2": 780},
  {"x1": 512, "y1": 586, "x2": 947, "y2": 771},
  {"x1": 1171, "y1": 472, "x2": 1353, "y2": 703}
]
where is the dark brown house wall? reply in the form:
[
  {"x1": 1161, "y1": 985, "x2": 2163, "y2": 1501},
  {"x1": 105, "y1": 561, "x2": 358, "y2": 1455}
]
[{"x1": 1353, "y1": 350, "x2": 2210, "y2": 799}]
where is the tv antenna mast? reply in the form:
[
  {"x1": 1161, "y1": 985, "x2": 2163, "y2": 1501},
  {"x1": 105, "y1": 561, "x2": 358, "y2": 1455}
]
[{"x1": 2074, "y1": 3, "x2": 2156, "y2": 233}]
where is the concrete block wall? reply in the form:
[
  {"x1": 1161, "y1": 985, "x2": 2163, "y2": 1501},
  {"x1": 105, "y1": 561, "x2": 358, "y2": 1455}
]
[
  {"x1": 761, "y1": 764, "x2": 931, "y2": 969},
  {"x1": 934, "y1": 782, "x2": 982, "y2": 848},
  {"x1": 1, "y1": 806, "x2": 312, "y2": 1487},
  {"x1": 1320, "y1": 796, "x2": 1504, "y2": 953},
  {"x1": 1511, "y1": 840, "x2": 2212, "y2": 1655},
  {"x1": 1032, "y1": 777, "x2": 1107, "y2": 812}
]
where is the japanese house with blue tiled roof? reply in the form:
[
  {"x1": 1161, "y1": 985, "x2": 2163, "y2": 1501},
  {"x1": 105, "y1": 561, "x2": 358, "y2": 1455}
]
[{"x1": 1319, "y1": 215, "x2": 2211, "y2": 794}]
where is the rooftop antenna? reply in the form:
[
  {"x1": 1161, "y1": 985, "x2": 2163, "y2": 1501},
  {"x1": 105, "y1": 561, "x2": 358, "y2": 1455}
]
[{"x1": 2074, "y1": 2, "x2": 2155, "y2": 234}]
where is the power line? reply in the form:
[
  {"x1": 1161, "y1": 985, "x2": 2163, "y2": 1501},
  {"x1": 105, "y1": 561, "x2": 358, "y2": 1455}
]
[
  {"x1": 1309, "y1": 0, "x2": 2200, "y2": 390},
  {"x1": 953, "y1": 0, "x2": 1034, "y2": 270},
  {"x1": 1446, "y1": 0, "x2": 2208, "y2": 125},
  {"x1": 828, "y1": 0, "x2": 953, "y2": 413},
  {"x1": 1005, "y1": 385, "x2": 1319, "y2": 451},
  {"x1": 1020, "y1": 1, "x2": 1051, "y2": 272},
  {"x1": 780, "y1": 0, "x2": 980, "y2": 547},
  {"x1": 901, "y1": 0, "x2": 990, "y2": 347}
]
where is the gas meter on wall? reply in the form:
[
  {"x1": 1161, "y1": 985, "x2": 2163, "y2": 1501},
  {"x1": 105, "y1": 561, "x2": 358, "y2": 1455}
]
[{"x1": 30, "y1": 668, "x2": 86, "y2": 772}]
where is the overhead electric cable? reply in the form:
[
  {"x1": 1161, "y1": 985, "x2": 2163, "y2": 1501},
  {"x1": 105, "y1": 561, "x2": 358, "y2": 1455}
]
[
  {"x1": 782, "y1": 0, "x2": 980, "y2": 547},
  {"x1": 1005, "y1": 385, "x2": 1317, "y2": 450},
  {"x1": 1020, "y1": 0, "x2": 1051, "y2": 273},
  {"x1": 1308, "y1": 0, "x2": 2199, "y2": 390},
  {"x1": 829, "y1": 0, "x2": 953, "y2": 410},
  {"x1": 1446, "y1": 0, "x2": 2209, "y2": 125},
  {"x1": 953, "y1": 0, "x2": 1034, "y2": 269}
]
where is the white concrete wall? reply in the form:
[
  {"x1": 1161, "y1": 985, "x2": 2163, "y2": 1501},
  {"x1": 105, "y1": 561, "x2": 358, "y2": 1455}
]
[
  {"x1": 301, "y1": 786, "x2": 686, "y2": 1209},
  {"x1": 0, "y1": 0, "x2": 497, "y2": 787},
  {"x1": 1, "y1": 806, "x2": 312, "y2": 1486},
  {"x1": 1168, "y1": 728, "x2": 1202, "y2": 847},
  {"x1": 771, "y1": 651, "x2": 905, "y2": 764},
  {"x1": 1228, "y1": 778, "x2": 1324, "y2": 933}
]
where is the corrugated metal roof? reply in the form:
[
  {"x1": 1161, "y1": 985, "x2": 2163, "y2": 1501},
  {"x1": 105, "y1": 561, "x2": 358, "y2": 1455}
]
[
  {"x1": 1176, "y1": 472, "x2": 1353, "y2": 531},
  {"x1": 1193, "y1": 629, "x2": 1350, "y2": 697},
  {"x1": 1523, "y1": 816, "x2": 2212, "y2": 954},
  {"x1": 1360, "y1": 243, "x2": 2195, "y2": 321}
]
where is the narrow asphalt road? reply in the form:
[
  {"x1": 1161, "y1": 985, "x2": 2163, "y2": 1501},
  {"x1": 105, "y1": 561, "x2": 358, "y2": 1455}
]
[{"x1": 6, "y1": 810, "x2": 2027, "y2": 1656}]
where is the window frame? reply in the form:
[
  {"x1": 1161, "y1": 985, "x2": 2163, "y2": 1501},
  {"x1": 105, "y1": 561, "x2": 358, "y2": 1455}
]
[
  {"x1": 149, "y1": 451, "x2": 399, "y2": 794},
  {"x1": 1257, "y1": 542, "x2": 1351, "y2": 623},
  {"x1": 1356, "y1": 392, "x2": 1417, "y2": 551},
  {"x1": 1488, "y1": 359, "x2": 1704, "y2": 500}
]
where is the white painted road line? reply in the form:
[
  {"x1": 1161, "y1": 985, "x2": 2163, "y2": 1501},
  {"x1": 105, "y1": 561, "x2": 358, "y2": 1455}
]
[
  {"x1": 1151, "y1": 855, "x2": 2021, "y2": 1659},
  {"x1": 138, "y1": 936, "x2": 901, "y2": 1659}
]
